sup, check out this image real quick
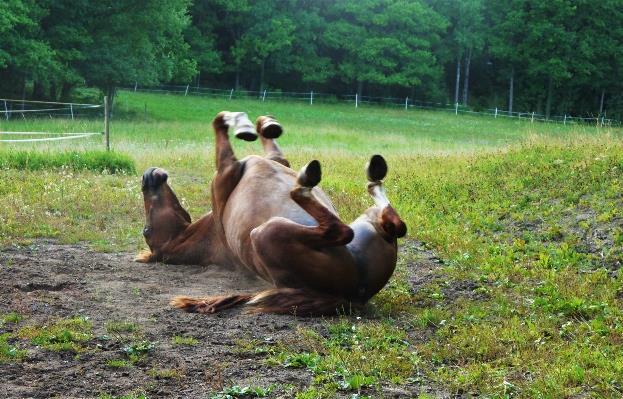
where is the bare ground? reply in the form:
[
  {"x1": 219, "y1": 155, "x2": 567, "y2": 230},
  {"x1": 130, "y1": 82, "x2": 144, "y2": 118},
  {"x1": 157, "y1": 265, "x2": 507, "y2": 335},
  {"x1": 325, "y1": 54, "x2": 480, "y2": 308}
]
[{"x1": 0, "y1": 240, "x2": 449, "y2": 399}]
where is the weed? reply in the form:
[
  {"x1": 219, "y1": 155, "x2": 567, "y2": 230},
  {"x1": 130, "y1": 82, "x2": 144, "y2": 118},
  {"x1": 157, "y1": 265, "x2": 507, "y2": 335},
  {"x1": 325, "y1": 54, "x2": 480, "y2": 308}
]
[
  {"x1": 0, "y1": 333, "x2": 27, "y2": 362},
  {"x1": 106, "y1": 320, "x2": 139, "y2": 334},
  {"x1": 171, "y1": 335, "x2": 198, "y2": 346}
]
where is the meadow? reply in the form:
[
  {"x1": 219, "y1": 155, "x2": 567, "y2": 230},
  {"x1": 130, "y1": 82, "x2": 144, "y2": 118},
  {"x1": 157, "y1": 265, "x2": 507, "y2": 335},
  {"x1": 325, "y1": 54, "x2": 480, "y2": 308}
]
[{"x1": 1, "y1": 91, "x2": 623, "y2": 397}]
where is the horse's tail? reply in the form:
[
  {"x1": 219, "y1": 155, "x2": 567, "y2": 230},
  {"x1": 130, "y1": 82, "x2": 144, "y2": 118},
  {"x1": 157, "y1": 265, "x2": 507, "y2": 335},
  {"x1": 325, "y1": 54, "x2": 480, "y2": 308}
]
[{"x1": 170, "y1": 288, "x2": 355, "y2": 316}]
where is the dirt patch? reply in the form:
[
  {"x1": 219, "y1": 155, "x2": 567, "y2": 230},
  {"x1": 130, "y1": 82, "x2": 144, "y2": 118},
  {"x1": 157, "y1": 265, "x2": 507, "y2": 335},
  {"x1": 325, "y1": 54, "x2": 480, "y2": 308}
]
[{"x1": 0, "y1": 240, "x2": 447, "y2": 398}]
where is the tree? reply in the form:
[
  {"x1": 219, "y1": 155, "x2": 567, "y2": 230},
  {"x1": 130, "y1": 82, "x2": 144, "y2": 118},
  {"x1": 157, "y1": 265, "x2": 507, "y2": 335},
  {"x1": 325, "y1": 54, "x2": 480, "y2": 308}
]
[
  {"x1": 324, "y1": 0, "x2": 446, "y2": 96},
  {"x1": 76, "y1": 0, "x2": 196, "y2": 107}
]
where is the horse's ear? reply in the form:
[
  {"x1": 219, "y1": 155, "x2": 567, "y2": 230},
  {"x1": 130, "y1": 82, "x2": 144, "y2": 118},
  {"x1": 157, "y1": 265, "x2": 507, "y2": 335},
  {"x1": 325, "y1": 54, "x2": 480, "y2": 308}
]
[{"x1": 366, "y1": 154, "x2": 387, "y2": 182}]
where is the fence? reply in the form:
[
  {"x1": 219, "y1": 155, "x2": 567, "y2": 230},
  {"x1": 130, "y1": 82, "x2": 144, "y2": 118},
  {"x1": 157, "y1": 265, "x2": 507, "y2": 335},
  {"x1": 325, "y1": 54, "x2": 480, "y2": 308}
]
[
  {"x1": 129, "y1": 83, "x2": 621, "y2": 127},
  {"x1": 0, "y1": 97, "x2": 111, "y2": 150}
]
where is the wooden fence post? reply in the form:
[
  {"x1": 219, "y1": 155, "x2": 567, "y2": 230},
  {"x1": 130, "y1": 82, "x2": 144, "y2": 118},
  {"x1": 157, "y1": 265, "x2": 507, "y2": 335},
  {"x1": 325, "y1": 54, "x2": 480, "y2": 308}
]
[
  {"x1": 355, "y1": 93, "x2": 359, "y2": 108},
  {"x1": 3, "y1": 100, "x2": 8, "y2": 121},
  {"x1": 310, "y1": 91, "x2": 314, "y2": 105},
  {"x1": 184, "y1": 85, "x2": 189, "y2": 96},
  {"x1": 229, "y1": 88, "x2": 234, "y2": 100},
  {"x1": 405, "y1": 97, "x2": 409, "y2": 110},
  {"x1": 104, "y1": 96, "x2": 110, "y2": 151},
  {"x1": 455, "y1": 102, "x2": 458, "y2": 115}
]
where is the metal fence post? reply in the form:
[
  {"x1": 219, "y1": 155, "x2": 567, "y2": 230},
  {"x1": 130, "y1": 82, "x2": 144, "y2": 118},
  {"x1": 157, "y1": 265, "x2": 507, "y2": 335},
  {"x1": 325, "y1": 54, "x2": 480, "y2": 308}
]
[
  {"x1": 494, "y1": 107, "x2": 498, "y2": 118},
  {"x1": 405, "y1": 97, "x2": 409, "y2": 110},
  {"x1": 563, "y1": 115, "x2": 566, "y2": 125},
  {"x1": 355, "y1": 93, "x2": 359, "y2": 108},
  {"x1": 70, "y1": 104, "x2": 74, "y2": 120},
  {"x1": 310, "y1": 91, "x2": 314, "y2": 105},
  {"x1": 229, "y1": 88, "x2": 234, "y2": 100},
  {"x1": 134, "y1": 82, "x2": 137, "y2": 92},
  {"x1": 184, "y1": 85, "x2": 189, "y2": 96},
  {"x1": 455, "y1": 102, "x2": 458, "y2": 115},
  {"x1": 262, "y1": 89, "x2": 267, "y2": 101},
  {"x1": 3, "y1": 100, "x2": 8, "y2": 121},
  {"x1": 531, "y1": 112, "x2": 535, "y2": 123}
]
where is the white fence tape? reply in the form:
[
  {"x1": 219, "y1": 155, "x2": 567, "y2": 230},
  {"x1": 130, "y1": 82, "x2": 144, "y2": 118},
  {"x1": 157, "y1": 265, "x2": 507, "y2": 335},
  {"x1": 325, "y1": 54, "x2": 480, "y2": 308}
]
[{"x1": 0, "y1": 132, "x2": 102, "y2": 143}]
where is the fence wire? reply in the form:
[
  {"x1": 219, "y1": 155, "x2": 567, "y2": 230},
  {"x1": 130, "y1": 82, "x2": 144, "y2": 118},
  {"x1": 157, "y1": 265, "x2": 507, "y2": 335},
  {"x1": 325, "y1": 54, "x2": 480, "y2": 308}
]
[{"x1": 127, "y1": 84, "x2": 620, "y2": 127}]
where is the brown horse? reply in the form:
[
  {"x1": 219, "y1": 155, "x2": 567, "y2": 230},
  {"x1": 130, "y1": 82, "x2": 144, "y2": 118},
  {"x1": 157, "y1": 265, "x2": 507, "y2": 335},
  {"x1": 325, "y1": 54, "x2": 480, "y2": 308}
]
[{"x1": 136, "y1": 111, "x2": 406, "y2": 315}]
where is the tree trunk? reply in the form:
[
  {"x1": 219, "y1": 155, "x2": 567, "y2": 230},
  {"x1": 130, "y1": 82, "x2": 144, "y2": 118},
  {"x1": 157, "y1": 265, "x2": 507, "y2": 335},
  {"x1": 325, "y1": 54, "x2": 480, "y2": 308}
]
[
  {"x1": 50, "y1": 82, "x2": 57, "y2": 101},
  {"x1": 508, "y1": 68, "x2": 514, "y2": 116},
  {"x1": 599, "y1": 89, "x2": 605, "y2": 115},
  {"x1": 259, "y1": 59, "x2": 266, "y2": 93},
  {"x1": 60, "y1": 82, "x2": 73, "y2": 102},
  {"x1": 462, "y1": 48, "x2": 472, "y2": 106},
  {"x1": 32, "y1": 81, "x2": 45, "y2": 100},
  {"x1": 545, "y1": 76, "x2": 553, "y2": 120},
  {"x1": 454, "y1": 56, "x2": 461, "y2": 105}
]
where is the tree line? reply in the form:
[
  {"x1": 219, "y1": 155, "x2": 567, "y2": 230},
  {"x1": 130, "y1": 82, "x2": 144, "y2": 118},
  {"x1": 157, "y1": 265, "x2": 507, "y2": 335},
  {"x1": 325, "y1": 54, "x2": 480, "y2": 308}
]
[{"x1": 1, "y1": 0, "x2": 623, "y2": 118}]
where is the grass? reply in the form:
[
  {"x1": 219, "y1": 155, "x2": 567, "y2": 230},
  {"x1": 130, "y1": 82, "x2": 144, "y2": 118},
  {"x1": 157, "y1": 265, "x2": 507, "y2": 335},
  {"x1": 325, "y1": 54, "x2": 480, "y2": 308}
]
[
  {"x1": 1, "y1": 91, "x2": 623, "y2": 396},
  {"x1": 171, "y1": 335, "x2": 198, "y2": 346},
  {"x1": 0, "y1": 150, "x2": 135, "y2": 173},
  {"x1": 17, "y1": 316, "x2": 93, "y2": 352}
]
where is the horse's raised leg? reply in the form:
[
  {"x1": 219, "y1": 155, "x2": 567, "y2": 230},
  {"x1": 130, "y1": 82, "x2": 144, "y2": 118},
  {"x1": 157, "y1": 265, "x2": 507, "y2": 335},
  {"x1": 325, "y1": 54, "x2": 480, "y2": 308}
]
[
  {"x1": 211, "y1": 112, "x2": 256, "y2": 220},
  {"x1": 137, "y1": 167, "x2": 191, "y2": 262},
  {"x1": 365, "y1": 155, "x2": 407, "y2": 239},
  {"x1": 256, "y1": 116, "x2": 290, "y2": 167}
]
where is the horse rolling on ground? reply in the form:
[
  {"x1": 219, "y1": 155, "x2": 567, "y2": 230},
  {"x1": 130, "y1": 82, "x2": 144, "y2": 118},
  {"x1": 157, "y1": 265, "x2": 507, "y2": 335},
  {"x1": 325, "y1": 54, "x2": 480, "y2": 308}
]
[{"x1": 137, "y1": 111, "x2": 407, "y2": 315}]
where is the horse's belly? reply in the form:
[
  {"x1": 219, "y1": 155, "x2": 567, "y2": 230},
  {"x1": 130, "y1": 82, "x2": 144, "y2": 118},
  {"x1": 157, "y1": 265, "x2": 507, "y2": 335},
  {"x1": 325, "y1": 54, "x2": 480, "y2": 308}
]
[{"x1": 221, "y1": 157, "x2": 332, "y2": 265}]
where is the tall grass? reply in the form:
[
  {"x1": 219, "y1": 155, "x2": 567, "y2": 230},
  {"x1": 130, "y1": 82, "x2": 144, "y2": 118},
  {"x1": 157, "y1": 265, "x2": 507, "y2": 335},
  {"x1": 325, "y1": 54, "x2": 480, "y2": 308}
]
[{"x1": 0, "y1": 150, "x2": 135, "y2": 173}]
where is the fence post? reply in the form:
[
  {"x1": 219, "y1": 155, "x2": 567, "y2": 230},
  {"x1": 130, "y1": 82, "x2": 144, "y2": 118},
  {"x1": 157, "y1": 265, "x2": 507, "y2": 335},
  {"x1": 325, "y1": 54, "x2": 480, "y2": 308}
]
[
  {"x1": 104, "y1": 96, "x2": 110, "y2": 151},
  {"x1": 70, "y1": 104, "x2": 74, "y2": 120},
  {"x1": 495, "y1": 107, "x2": 498, "y2": 118},
  {"x1": 134, "y1": 82, "x2": 137, "y2": 92},
  {"x1": 310, "y1": 91, "x2": 314, "y2": 105},
  {"x1": 531, "y1": 112, "x2": 535, "y2": 123},
  {"x1": 3, "y1": 100, "x2": 8, "y2": 121},
  {"x1": 229, "y1": 88, "x2": 234, "y2": 100},
  {"x1": 184, "y1": 85, "x2": 189, "y2": 96},
  {"x1": 455, "y1": 102, "x2": 458, "y2": 115},
  {"x1": 563, "y1": 115, "x2": 566, "y2": 125},
  {"x1": 355, "y1": 93, "x2": 359, "y2": 108},
  {"x1": 405, "y1": 97, "x2": 409, "y2": 110},
  {"x1": 262, "y1": 89, "x2": 267, "y2": 102}
]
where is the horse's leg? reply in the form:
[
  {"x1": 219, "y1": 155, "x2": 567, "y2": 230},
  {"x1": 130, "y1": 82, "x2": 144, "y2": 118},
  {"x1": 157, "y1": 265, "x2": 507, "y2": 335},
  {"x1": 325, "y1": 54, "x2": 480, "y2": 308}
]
[
  {"x1": 138, "y1": 167, "x2": 191, "y2": 262},
  {"x1": 365, "y1": 155, "x2": 407, "y2": 239},
  {"x1": 210, "y1": 112, "x2": 256, "y2": 220},
  {"x1": 255, "y1": 116, "x2": 289, "y2": 167}
]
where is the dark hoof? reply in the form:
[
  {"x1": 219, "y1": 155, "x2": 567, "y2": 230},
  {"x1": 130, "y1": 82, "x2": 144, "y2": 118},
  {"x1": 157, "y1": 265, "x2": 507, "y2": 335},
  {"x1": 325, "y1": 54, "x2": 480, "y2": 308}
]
[
  {"x1": 366, "y1": 154, "x2": 387, "y2": 182},
  {"x1": 142, "y1": 167, "x2": 168, "y2": 191},
  {"x1": 258, "y1": 116, "x2": 283, "y2": 139},
  {"x1": 234, "y1": 129, "x2": 259, "y2": 141},
  {"x1": 297, "y1": 160, "x2": 321, "y2": 188}
]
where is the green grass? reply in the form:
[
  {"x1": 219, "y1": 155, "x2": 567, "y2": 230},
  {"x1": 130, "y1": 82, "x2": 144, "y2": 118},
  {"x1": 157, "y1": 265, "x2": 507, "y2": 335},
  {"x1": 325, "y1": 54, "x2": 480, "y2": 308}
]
[
  {"x1": 1, "y1": 92, "x2": 623, "y2": 396},
  {"x1": 0, "y1": 333, "x2": 27, "y2": 362},
  {"x1": 171, "y1": 335, "x2": 198, "y2": 346},
  {"x1": 18, "y1": 316, "x2": 93, "y2": 352},
  {"x1": 105, "y1": 320, "x2": 140, "y2": 334},
  {"x1": 0, "y1": 150, "x2": 135, "y2": 173}
]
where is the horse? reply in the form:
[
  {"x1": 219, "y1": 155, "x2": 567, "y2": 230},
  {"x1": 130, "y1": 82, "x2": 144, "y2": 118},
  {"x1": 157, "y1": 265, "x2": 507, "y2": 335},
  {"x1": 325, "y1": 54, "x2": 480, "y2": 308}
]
[{"x1": 136, "y1": 111, "x2": 407, "y2": 315}]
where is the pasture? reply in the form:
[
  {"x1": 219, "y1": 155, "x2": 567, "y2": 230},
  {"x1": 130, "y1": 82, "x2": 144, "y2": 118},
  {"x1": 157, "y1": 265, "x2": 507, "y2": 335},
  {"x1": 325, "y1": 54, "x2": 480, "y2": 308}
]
[{"x1": 1, "y1": 91, "x2": 623, "y2": 398}]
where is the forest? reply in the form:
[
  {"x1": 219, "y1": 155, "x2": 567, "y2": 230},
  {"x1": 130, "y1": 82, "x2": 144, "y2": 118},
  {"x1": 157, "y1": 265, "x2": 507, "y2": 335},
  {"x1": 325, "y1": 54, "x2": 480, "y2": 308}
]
[{"x1": 1, "y1": 0, "x2": 623, "y2": 118}]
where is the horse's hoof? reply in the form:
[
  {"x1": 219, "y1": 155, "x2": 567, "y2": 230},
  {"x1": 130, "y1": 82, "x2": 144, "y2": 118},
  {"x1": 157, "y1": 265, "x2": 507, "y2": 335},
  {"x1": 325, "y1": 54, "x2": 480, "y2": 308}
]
[
  {"x1": 366, "y1": 154, "x2": 387, "y2": 182},
  {"x1": 297, "y1": 160, "x2": 321, "y2": 188},
  {"x1": 142, "y1": 167, "x2": 168, "y2": 191},
  {"x1": 224, "y1": 112, "x2": 258, "y2": 141},
  {"x1": 257, "y1": 116, "x2": 283, "y2": 139}
]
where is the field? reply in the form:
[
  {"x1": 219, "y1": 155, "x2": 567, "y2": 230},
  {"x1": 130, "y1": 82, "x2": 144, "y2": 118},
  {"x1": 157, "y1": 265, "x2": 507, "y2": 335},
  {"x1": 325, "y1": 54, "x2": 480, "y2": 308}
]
[{"x1": 1, "y1": 91, "x2": 623, "y2": 398}]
